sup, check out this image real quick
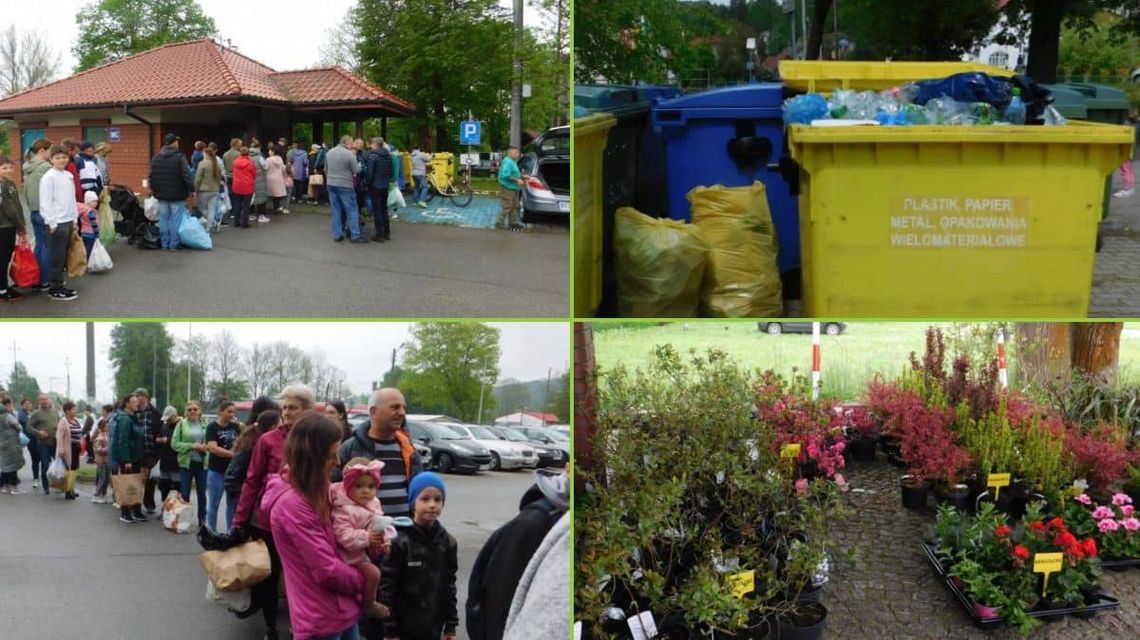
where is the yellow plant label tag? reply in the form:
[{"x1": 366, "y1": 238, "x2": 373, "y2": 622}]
[
  {"x1": 1033, "y1": 552, "x2": 1064, "y2": 597},
  {"x1": 727, "y1": 570, "x2": 755, "y2": 599},
  {"x1": 987, "y1": 473, "x2": 1011, "y2": 501},
  {"x1": 781, "y1": 444, "x2": 801, "y2": 459}
]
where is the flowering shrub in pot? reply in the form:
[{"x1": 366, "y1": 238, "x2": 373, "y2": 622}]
[
  {"x1": 1065, "y1": 423, "x2": 1134, "y2": 497},
  {"x1": 896, "y1": 403, "x2": 972, "y2": 511}
]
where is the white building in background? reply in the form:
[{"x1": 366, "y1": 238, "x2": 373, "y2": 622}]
[
  {"x1": 494, "y1": 411, "x2": 561, "y2": 428},
  {"x1": 962, "y1": 12, "x2": 1028, "y2": 72}
]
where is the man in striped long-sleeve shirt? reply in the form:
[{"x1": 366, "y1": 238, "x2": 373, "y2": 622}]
[{"x1": 335, "y1": 387, "x2": 423, "y2": 517}]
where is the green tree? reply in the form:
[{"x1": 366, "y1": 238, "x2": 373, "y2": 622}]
[
  {"x1": 839, "y1": 0, "x2": 1001, "y2": 61},
  {"x1": 494, "y1": 379, "x2": 534, "y2": 414},
  {"x1": 547, "y1": 370, "x2": 570, "y2": 422},
  {"x1": 72, "y1": 0, "x2": 217, "y2": 72},
  {"x1": 400, "y1": 323, "x2": 501, "y2": 422},
  {"x1": 108, "y1": 323, "x2": 175, "y2": 406},
  {"x1": 995, "y1": 1, "x2": 1140, "y2": 83},
  {"x1": 208, "y1": 379, "x2": 251, "y2": 407},
  {"x1": 575, "y1": 0, "x2": 690, "y2": 83},
  {"x1": 356, "y1": 0, "x2": 513, "y2": 150},
  {"x1": 1057, "y1": 10, "x2": 1140, "y2": 75},
  {"x1": 381, "y1": 365, "x2": 407, "y2": 389},
  {"x1": 6, "y1": 361, "x2": 42, "y2": 403}
]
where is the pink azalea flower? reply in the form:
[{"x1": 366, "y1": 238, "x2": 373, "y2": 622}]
[
  {"x1": 1098, "y1": 518, "x2": 1120, "y2": 533},
  {"x1": 1074, "y1": 494, "x2": 1093, "y2": 506},
  {"x1": 834, "y1": 474, "x2": 849, "y2": 492},
  {"x1": 1123, "y1": 505, "x2": 1135, "y2": 517},
  {"x1": 795, "y1": 478, "x2": 809, "y2": 497},
  {"x1": 1113, "y1": 493, "x2": 1134, "y2": 506},
  {"x1": 1092, "y1": 506, "x2": 1115, "y2": 520},
  {"x1": 806, "y1": 443, "x2": 820, "y2": 458},
  {"x1": 1124, "y1": 518, "x2": 1140, "y2": 532}
]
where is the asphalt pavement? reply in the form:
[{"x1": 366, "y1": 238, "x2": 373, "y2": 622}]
[
  {"x1": 0, "y1": 454, "x2": 542, "y2": 640},
  {"x1": 2, "y1": 203, "x2": 568, "y2": 318}
]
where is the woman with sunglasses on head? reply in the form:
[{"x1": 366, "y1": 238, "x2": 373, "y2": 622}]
[{"x1": 171, "y1": 400, "x2": 208, "y2": 526}]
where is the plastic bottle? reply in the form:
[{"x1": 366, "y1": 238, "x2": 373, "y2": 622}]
[{"x1": 1005, "y1": 87, "x2": 1026, "y2": 125}]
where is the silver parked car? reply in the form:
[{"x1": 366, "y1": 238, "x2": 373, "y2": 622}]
[
  {"x1": 444, "y1": 423, "x2": 537, "y2": 471},
  {"x1": 519, "y1": 125, "x2": 569, "y2": 222}
]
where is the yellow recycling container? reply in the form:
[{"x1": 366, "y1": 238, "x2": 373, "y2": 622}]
[
  {"x1": 779, "y1": 60, "x2": 1015, "y2": 94},
  {"x1": 787, "y1": 121, "x2": 1133, "y2": 317},
  {"x1": 574, "y1": 113, "x2": 617, "y2": 317},
  {"x1": 430, "y1": 152, "x2": 454, "y2": 189}
]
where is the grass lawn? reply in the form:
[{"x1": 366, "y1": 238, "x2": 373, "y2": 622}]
[{"x1": 593, "y1": 322, "x2": 1140, "y2": 400}]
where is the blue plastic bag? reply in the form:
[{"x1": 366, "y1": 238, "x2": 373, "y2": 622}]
[
  {"x1": 911, "y1": 73, "x2": 1012, "y2": 108},
  {"x1": 19, "y1": 431, "x2": 29, "y2": 447},
  {"x1": 783, "y1": 94, "x2": 830, "y2": 125},
  {"x1": 179, "y1": 214, "x2": 213, "y2": 250}
]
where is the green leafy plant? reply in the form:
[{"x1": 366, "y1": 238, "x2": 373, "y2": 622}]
[
  {"x1": 935, "y1": 503, "x2": 965, "y2": 553},
  {"x1": 1016, "y1": 415, "x2": 1073, "y2": 503},
  {"x1": 958, "y1": 397, "x2": 1019, "y2": 476}
]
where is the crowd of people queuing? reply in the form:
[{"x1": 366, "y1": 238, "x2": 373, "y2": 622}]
[
  {"x1": 0, "y1": 385, "x2": 569, "y2": 640},
  {"x1": 0, "y1": 130, "x2": 454, "y2": 304}
]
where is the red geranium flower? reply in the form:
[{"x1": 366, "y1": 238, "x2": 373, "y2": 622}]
[
  {"x1": 994, "y1": 525, "x2": 1012, "y2": 537},
  {"x1": 1027, "y1": 521, "x2": 1047, "y2": 533},
  {"x1": 1013, "y1": 545, "x2": 1030, "y2": 560},
  {"x1": 1054, "y1": 532, "x2": 1078, "y2": 548},
  {"x1": 1048, "y1": 517, "x2": 1068, "y2": 532},
  {"x1": 1082, "y1": 538, "x2": 1098, "y2": 558},
  {"x1": 1066, "y1": 543, "x2": 1085, "y2": 559}
]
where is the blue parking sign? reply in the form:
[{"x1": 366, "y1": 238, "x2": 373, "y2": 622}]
[{"x1": 460, "y1": 121, "x2": 480, "y2": 145}]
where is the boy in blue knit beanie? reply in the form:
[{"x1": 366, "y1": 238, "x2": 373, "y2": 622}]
[{"x1": 379, "y1": 471, "x2": 459, "y2": 640}]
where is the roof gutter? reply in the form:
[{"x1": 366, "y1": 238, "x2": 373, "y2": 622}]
[{"x1": 122, "y1": 104, "x2": 154, "y2": 157}]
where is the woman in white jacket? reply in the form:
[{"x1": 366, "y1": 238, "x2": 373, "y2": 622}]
[{"x1": 38, "y1": 144, "x2": 79, "y2": 301}]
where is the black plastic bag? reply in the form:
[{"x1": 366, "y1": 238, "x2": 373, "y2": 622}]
[
  {"x1": 197, "y1": 524, "x2": 247, "y2": 551},
  {"x1": 139, "y1": 224, "x2": 161, "y2": 250},
  {"x1": 912, "y1": 72, "x2": 1014, "y2": 108}
]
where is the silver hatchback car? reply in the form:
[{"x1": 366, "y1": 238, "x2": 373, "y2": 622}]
[{"x1": 519, "y1": 125, "x2": 570, "y2": 222}]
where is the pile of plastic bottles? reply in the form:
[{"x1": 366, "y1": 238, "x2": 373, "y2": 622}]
[{"x1": 784, "y1": 83, "x2": 1067, "y2": 127}]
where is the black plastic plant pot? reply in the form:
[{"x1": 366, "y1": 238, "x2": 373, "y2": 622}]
[
  {"x1": 934, "y1": 483, "x2": 971, "y2": 512},
  {"x1": 778, "y1": 602, "x2": 827, "y2": 640},
  {"x1": 1125, "y1": 484, "x2": 1140, "y2": 507},
  {"x1": 900, "y1": 475, "x2": 930, "y2": 510},
  {"x1": 974, "y1": 489, "x2": 1012, "y2": 514},
  {"x1": 654, "y1": 616, "x2": 695, "y2": 640},
  {"x1": 848, "y1": 437, "x2": 876, "y2": 462},
  {"x1": 1034, "y1": 598, "x2": 1070, "y2": 624},
  {"x1": 879, "y1": 434, "x2": 901, "y2": 456}
]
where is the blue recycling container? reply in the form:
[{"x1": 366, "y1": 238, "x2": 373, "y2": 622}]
[{"x1": 652, "y1": 84, "x2": 800, "y2": 274}]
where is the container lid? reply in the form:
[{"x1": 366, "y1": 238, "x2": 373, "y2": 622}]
[
  {"x1": 654, "y1": 83, "x2": 785, "y2": 110},
  {"x1": 573, "y1": 113, "x2": 617, "y2": 138},
  {"x1": 779, "y1": 60, "x2": 1014, "y2": 94},
  {"x1": 1043, "y1": 85, "x2": 1089, "y2": 120},
  {"x1": 1051, "y1": 82, "x2": 1131, "y2": 110},
  {"x1": 574, "y1": 85, "x2": 649, "y2": 117}
]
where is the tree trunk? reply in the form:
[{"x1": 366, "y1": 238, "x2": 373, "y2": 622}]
[
  {"x1": 1015, "y1": 323, "x2": 1071, "y2": 391},
  {"x1": 1071, "y1": 323, "x2": 1123, "y2": 387},
  {"x1": 574, "y1": 323, "x2": 598, "y2": 492},
  {"x1": 1026, "y1": 0, "x2": 1065, "y2": 84},
  {"x1": 805, "y1": 0, "x2": 834, "y2": 61}
]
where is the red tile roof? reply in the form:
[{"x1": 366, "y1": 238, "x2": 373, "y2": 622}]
[
  {"x1": 523, "y1": 412, "x2": 561, "y2": 423},
  {"x1": 0, "y1": 38, "x2": 414, "y2": 116}
]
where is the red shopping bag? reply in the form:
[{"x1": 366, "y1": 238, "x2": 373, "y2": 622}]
[{"x1": 10, "y1": 234, "x2": 39, "y2": 287}]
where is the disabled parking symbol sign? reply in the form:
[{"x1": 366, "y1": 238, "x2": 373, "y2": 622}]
[{"x1": 460, "y1": 121, "x2": 480, "y2": 145}]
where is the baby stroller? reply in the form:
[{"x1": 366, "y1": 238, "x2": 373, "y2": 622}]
[{"x1": 108, "y1": 184, "x2": 159, "y2": 249}]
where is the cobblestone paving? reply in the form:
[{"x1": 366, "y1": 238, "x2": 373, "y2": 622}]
[
  {"x1": 1093, "y1": 163, "x2": 1140, "y2": 317},
  {"x1": 823, "y1": 458, "x2": 1140, "y2": 639}
]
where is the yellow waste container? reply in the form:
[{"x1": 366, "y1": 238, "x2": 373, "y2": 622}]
[
  {"x1": 787, "y1": 121, "x2": 1133, "y2": 317},
  {"x1": 574, "y1": 114, "x2": 617, "y2": 317},
  {"x1": 430, "y1": 152, "x2": 454, "y2": 190},
  {"x1": 779, "y1": 60, "x2": 1014, "y2": 94}
]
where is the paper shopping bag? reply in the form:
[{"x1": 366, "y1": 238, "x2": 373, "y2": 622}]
[
  {"x1": 111, "y1": 473, "x2": 144, "y2": 507},
  {"x1": 201, "y1": 539, "x2": 271, "y2": 592}
]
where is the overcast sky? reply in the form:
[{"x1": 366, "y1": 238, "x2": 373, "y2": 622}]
[
  {"x1": 5, "y1": 0, "x2": 543, "y2": 75},
  {"x1": 0, "y1": 322, "x2": 568, "y2": 403}
]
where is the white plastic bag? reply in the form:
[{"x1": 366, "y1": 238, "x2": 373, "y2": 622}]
[
  {"x1": 143, "y1": 196, "x2": 159, "y2": 222},
  {"x1": 87, "y1": 240, "x2": 113, "y2": 273},
  {"x1": 388, "y1": 183, "x2": 406, "y2": 209},
  {"x1": 206, "y1": 579, "x2": 252, "y2": 614},
  {"x1": 162, "y1": 493, "x2": 195, "y2": 533},
  {"x1": 47, "y1": 456, "x2": 68, "y2": 485}
]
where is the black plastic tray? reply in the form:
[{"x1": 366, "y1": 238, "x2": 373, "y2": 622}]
[
  {"x1": 1101, "y1": 556, "x2": 1140, "y2": 571},
  {"x1": 921, "y1": 542, "x2": 1121, "y2": 629}
]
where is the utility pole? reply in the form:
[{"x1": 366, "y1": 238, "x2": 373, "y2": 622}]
[
  {"x1": 10, "y1": 340, "x2": 19, "y2": 395},
  {"x1": 544, "y1": 367, "x2": 553, "y2": 424},
  {"x1": 85, "y1": 322, "x2": 95, "y2": 404},
  {"x1": 152, "y1": 340, "x2": 157, "y2": 403},
  {"x1": 187, "y1": 324, "x2": 192, "y2": 403},
  {"x1": 510, "y1": 0, "x2": 524, "y2": 147},
  {"x1": 64, "y1": 357, "x2": 72, "y2": 400},
  {"x1": 391, "y1": 348, "x2": 397, "y2": 386}
]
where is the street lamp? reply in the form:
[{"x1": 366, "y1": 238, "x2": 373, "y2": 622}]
[{"x1": 746, "y1": 37, "x2": 757, "y2": 84}]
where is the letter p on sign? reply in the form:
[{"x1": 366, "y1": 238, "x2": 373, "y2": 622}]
[{"x1": 460, "y1": 121, "x2": 480, "y2": 145}]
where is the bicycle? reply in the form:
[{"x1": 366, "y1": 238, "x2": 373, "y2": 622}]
[{"x1": 425, "y1": 166, "x2": 474, "y2": 207}]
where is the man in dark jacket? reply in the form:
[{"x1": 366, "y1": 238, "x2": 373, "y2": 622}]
[
  {"x1": 466, "y1": 468, "x2": 569, "y2": 640},
  {"x1": 133, "y1": 388, "x2": 163, "y2": 515},
  {"x1": 364, "y1": 138, "x2": 394, "y2": 242},
  {"x1": 148, "y1": 133, "x2": 193, "y2": 250}
]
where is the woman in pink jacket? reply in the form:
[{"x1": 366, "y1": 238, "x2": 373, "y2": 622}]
[
  {"x1": 233, "y1": 384, "x2": 314, "y2": 640},
  {"x1": 261, "y1": 411, "x2": 365, "y2": 640}
]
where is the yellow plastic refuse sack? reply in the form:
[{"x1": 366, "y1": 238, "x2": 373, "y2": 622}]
[
  {"x1": 688, "y1": 182, "x2": 783, "y2": 318},
  {"x1": 614, "y1": 207, "x2": 710, "y2": 317}
]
